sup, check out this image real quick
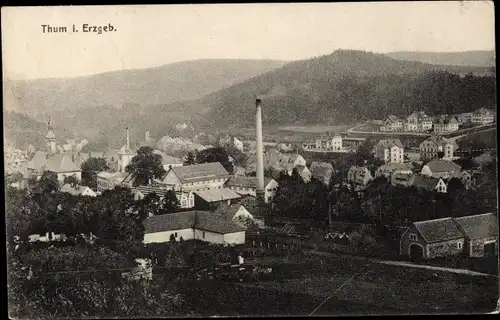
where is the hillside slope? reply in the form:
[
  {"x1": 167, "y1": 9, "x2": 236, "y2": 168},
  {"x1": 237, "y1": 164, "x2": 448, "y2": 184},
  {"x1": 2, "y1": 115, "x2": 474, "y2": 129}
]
[
  {"x1": 194, "y1": 50, "x2": 496, "y2": 130},
  {"x1": 3, "y1": 59, "x2": 287, "y2": 116},
  {"x1": 386, "y1": 50, "x2": 495, "y2": 67}
]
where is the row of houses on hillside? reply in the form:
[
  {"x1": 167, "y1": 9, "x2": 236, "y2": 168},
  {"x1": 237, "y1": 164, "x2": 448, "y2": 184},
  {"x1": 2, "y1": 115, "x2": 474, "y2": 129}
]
[
  {"x1": 380, "y1": 108, "x2": 495, "y2": 133},
  {"x1": 400, "y1": 213, "x2": 498, "y2": 260}
]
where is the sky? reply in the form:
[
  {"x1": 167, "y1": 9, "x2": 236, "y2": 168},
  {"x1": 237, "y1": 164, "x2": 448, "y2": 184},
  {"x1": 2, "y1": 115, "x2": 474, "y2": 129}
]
[{"x1": 1, "y1": 2, "x2": 495, "y2": 80}]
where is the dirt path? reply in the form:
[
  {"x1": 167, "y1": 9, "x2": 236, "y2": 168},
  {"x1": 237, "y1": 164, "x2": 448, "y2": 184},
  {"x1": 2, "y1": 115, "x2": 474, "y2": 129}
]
[{"x1": 303, "y1": 249, "x2": 497, "y2": 278}]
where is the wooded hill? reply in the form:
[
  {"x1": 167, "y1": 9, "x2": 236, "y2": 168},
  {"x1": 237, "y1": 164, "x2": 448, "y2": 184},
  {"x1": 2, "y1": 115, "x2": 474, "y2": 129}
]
[{"x1": 196, "y1": 50, "x2": 496, "y2": 130}]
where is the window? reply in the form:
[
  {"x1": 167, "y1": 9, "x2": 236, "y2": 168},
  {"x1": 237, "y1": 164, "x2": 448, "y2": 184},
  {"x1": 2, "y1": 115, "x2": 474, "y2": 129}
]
[
  {"x1": 457, "y1": 242, "x2": 462, "y2": 249},
  {"x1": 409, "y1": 234, "x2": 418, "y2": 241},
  {"x1": 202, "y1": 232, "x2": 206, "y2": 239}
]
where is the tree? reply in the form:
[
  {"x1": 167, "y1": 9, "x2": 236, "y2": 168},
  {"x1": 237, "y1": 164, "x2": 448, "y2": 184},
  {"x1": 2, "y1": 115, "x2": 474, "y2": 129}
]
[
  {"x1": 184, "y1": 151, "x2": 197, "y2": 165},
  {"x1": 160, "y1": 190, "x2": 180, "y2": 214},
  {"x1": 126, "y1": 146, "x2": 166, "y2": 187},
  {"x1": 196, "y1": 147, "x2": 234, "y2": 174},
  {"x1": 81, "y1": 157, "x2": 109, "y2": 189},
  {"x1": 34, "y1": 171, "x2": 60, "y2": 195},
  {"x1": 63, "y1": 175, "x2": 80, "y2": 187},
  {"x1": 447, "y1": 177, "x2": 465, "y2": 194}
]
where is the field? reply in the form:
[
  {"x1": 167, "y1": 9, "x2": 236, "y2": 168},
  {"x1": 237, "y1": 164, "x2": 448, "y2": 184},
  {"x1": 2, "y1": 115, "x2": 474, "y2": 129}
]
[{"x1": 177, "y1": 253, "x2": 498, "y2": 316}]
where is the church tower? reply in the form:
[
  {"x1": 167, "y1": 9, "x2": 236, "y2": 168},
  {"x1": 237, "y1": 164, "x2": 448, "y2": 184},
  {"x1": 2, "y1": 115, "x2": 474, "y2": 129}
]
[
  {"x1": 117, "y1": 127, "x2": 135, "y2": 173},
  {"x1": 45, "y1": 117, "x2": 57, "y2": 155}
]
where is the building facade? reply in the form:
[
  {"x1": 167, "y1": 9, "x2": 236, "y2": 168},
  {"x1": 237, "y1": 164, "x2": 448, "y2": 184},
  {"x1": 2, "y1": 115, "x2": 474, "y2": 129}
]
[
  {"x1": 419, "y1": 135, "x2": 456, "y2": 161},
  {"x1": 471, "y1": 108, "x2": 494, "y2": 125},
  {"x1": 433, "y1": 116, "x2": 459, "y2": 133},
  {"x1": 374, "y1": 139, "x2": 404, "y2": 164}
]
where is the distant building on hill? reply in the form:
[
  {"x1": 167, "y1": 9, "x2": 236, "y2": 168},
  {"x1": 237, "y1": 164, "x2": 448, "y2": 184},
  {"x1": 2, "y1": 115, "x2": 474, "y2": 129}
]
[
  {"x1": 471, "y1": 107, "x2": 495, "y2": 125},
  {"x1": 380, "y1": 115, "x2": 403, "y2": 132},
  {"x1": 405, "y1": 111, "x2": 433, "y2": 132},
  {"x1": 433, "y1": 116, "x2": 459, "y2": 133}
]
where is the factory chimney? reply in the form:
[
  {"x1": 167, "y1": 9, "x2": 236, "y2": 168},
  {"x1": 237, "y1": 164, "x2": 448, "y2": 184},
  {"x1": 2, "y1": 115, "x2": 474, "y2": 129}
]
[
  {"x1": 255, "y1": 98, "x2": 265, "y2": 204},
  {"x1": 126, "y1": 127, "x2": 130, "y2": 150}
]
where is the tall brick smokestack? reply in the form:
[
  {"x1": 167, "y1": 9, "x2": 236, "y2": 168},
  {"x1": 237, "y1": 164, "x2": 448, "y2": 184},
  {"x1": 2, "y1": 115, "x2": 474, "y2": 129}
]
[{"x1": 255, "y1": 98, "x2": 265, "y2": 204}]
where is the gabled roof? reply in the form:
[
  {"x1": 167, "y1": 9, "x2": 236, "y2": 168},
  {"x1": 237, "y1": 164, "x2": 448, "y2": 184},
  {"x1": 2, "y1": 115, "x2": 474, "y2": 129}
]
[
  {"x1": 411, "y1": 175, "x2": 442, "y2": 190},
  {"x1": 194, "y1": 188, "x2": 241, "y2": 203},
  {"x1": 213, "y1": 203, "x2": 246, "y2": 220},
  {"x1": 28, "y1": 151, "x2": 48, "y2": 170},
  {"x1": 386, "y1": 115, "x2": 401, "y2": 122},
  {"x1": 143, "y1": 210, "x2": 245, "y2": 234},
  {"x1": 377, "y1": 163, "x2": 412, "y2": 173},
  {"x1": 424, "y1": 135, "x2": 456, "y2": 148},
  {"x1": 453, "y1": 213, "x2": 498, "y2": 240},
  {"x1": 377, "y1": 138, "x2": 404, "y2": 149},
  {"x1": 414, "y1": 217, "x2": 465, "y2": 243},
  {"x1": 225, "y1": 175, "x2": 274, "y2": 189},
  {"x1": 166, "y1": 162, "x2": 230, "y2": 184},
  {"x1": 60, "y1": 184, "x2": 94, "y2": 196},
  {"x1": 158, "y1": 152, "x2": 183, "y2": 165},
  {"x1": 425, "y1": 159, "x2": 462, "y2": 173},
  {"x1": 45, "y1": 154, "x2": 81, "y2": 173},
  {"x1": 436, "y1": 116, "x2": 458, "y2": 125}
]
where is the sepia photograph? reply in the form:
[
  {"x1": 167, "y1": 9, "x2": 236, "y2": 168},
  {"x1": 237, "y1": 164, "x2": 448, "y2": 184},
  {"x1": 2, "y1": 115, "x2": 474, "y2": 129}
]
[{"x1": 2, "y1": 2, "x2": 498, "y2": 318}]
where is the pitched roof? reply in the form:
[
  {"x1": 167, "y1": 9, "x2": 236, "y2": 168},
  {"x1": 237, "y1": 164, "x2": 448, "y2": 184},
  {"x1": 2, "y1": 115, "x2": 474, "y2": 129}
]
[
  {"x1": 425, "y1": 135, "x2": 456, "y2": 148},
  {"x1": 45, "y1": 154, "x2": 81, "y2": 173},
  {"x1": 60, "y1": 184, "x2": 94, "y2": 196},
  {"x1": 194, "y1": 188, "x2": 241, "y2": 203},
  {"x1": 377, "y1": 138, "x2": 404, "y2": 149},
  {"x1": 436, "y1": 116, "x2": 459, "y2": 125},
  {"x1": 143, "y1": 210, "x2": 245, "y2": 234},
  {"x1": 213, "y1": 203, "x2": 245, "y2": 220},
  {"x1": 28, "y1": 151, "x2": 48, "y2": 170},
  {"x1": 414, "y1": 217, "x2": 464, "y2": 243},
  {"x1": 225, "y1": 175, "x2": 273, "y2": 189},
  {"x1": 386, "y1": 115, "x2": 401, "y2": 122},
  {"x1": 377, "y1": 163, "x2": 412, "y2": 173},
  {"x1": 425, "y1": 159, "x2": 462, "y2": 173},
  {"x1": 167, "y1": 162, "x2": 230, "y2": 184},
  {"x1": 158, "y1": 153, "x2": 183, "y2": 165},
  {"x1": 411, "y1": 175, "x2": 442, "y2": 190},
  {"x1": 453, "y1": 213, "x2": 498, "y2": 240}
]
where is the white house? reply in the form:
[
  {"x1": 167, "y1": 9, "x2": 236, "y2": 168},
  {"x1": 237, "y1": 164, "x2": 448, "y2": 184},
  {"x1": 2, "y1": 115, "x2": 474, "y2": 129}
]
[
  {"x1": 60, "y1": 184, "x2": 97, "y2": 197},
  {"x1": 419, "y1": 135, "x2": 457, "y2": 162},
  {"x1": 44, "y1": 154, "x2": 83, "y2": 183},
  {"x1": 225, "y1": 176, "x2": 278, "y2": 203},
  {"x1": 158, "y1": 162, "x2": 230, "y2": 192},
  {"x1": 375, "y1": 163, "x2": 413, "y2": 179},
  {"x1": 374, "y1": 139, "x2": 404, "y2": 164},
  {"x1": 433, "y1": 116, "x2": 459, "y2": 133},
  {"x1": 471, "y1": 108, "x2": 495, "y2": 125},
  {"x1": 380, "y1": 115, "x2": 403, "y2": 132},
  {"x1": 142, "y1": 210, "x2": 246, "y2": 246},
  {"x1": 421, "y1": 159, "x2": 462, "y2": 180},
  {"x1": 406, "y1": 111, "x2": 433, "y2": 132},
  {"x1": 213, "y1": 204, "x2": 264, "y2": 229}
]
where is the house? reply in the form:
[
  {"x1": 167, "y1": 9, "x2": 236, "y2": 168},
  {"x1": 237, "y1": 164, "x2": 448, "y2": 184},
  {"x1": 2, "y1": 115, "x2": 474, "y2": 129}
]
[
  {"x1": 374, "y1": 139, "x2": 404, "y2": 164},
  {"x1": 342, "y1": 137, "x2": 367, "y2": 151},
  {"x1": 410, "y1": 175, "x2": 448, "y2": 193},
  {"x1": 193, "y1": 188, "x2": 241, "y2": 210},
  {"x1": 315, "y1": 135, "x2": 343, "y2": 151},
  {"x1": 309, "y1": 162, "x2": 334, "y2": 186},
  {"x1": 456, "y1": 112, "x2": 472, "y2": 124},
  {"x1": 453, "y1": 213, "x2": 498, "y2": 257},
  {"x1": 460, "y1": 170, "x2": 474, "y2": 189},
  {"x1": 276, "y1": 154, "x2": 307, "y2": 174},
  {"x1": 433, "y1": 116, "x2": 459, "y2": 133},
  {"x1": 142, "y1": 210, "x2": 246, "y2": 246},
  {"x1": 159, "y1": 162, "x2": 231, "y2": 192},
  {"x1": 155, "y1": 151, "x2": 183, "y2": 172},
  {"x1": 347, "y1": 166, "x2": 373, "y2": 190},
  {"x1": 380, "y1": 115, "x2": 403, "y2": 132},
  {"x1": 421, "y1": 159, "x2": 462, "y2": 180},
  {"x1": 400, "y1": 217, "x2": 465, "y2": 260},
  {"x1": 96, "y1": 171, "x2": 134, "y2": 191},
  {"x1": 419, "y1": 135, "x2": 457, "y2": 161},
  {"x1": 375, "y1": 163, "x2": 412, "y2": 179},
  {"x1": 406, "y1": 111, "x2": 433, "y2": 132},
  {"x1": 131, "y1": 184, "x2": 195, "y2": 209},
  {"x1": 471, "y1": 108, "x2": 495, "y2": 125},
  {"x1": 213, "y1": 203, "x2": 264, "y2": 229},
  {"x1": 44, "y1": 154, "x2": 82, "y2": 182},
  {"x1": 225, "y1": 176, "x2": 278, "y2": 203},
  {"x1": 60, "y1": 184, "x2": 97, "y2": 197},
  {"x1": 296, "y1": 165, "x2": 312, "y2": 183}
]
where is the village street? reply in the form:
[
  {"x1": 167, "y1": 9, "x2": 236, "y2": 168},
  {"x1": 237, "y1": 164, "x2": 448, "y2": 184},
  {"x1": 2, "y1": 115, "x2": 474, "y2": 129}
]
[{"x1": 302, "y1": 249, "x2": 497, "y2": 278}]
